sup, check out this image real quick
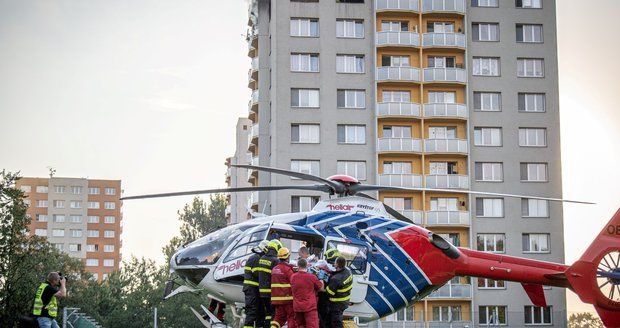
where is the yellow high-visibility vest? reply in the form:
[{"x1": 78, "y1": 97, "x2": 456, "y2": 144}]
[{"x1": 32, "y1": 282, "x2": 58, "y2": 317}]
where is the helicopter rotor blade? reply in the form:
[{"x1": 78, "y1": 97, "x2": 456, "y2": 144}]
[
  {"x1": 121, "y1": 185, "x2": 330, "y2": 201},
  {"x1": 231, "y1": 164, "x2": 343, "y2": 192},
  {"x1": 356, "y1": 192, "x2": 418, "y2": 225},
  {"x1": 350, "y1": 185, "x2": 594, "y2": 205}
]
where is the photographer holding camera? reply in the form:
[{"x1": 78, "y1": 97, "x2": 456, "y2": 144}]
[{"x1": 32, "y1": 272, "x2": 67, "y2": 328}]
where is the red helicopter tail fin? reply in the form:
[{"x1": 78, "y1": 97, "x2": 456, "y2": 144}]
[{"x1": 565, "y1": 208, "x2": 620, "y2": 327}]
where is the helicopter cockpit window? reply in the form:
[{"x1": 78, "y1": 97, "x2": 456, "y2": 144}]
[
  {"x1": 176, "y1": 224, "x2": 257, "y2": 266},
  {"x1": 327, "y1": 241, "x2": 368, "y2": 275},
  {"x1": 223, "y1": 228, "x2": 269, "y2": 262}
]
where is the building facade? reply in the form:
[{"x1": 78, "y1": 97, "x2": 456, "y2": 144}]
[
  {"x1": 17, "y1": 177, "x2": 122, "y2": 281},
  {"x1": 238, "y1": 0, "x2": 564, "y2": 326},
  {"x1": 225, "y1": 118, "x2": 253, "y2": 224}
]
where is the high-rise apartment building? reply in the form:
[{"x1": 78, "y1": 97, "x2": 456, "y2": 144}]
[
  {"x1": 225, "y1": 118, "x2": 253, "y2": 224},
  {"x1": 17, "y1": 177, "x2": 122, "y2": 281},
  {"x1": 238, "y1": 0, "x2": 564, "y2": 326}
]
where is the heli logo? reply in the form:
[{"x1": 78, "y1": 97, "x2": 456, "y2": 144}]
[
  {"x1": 216, "y1": 258, "x2": 246, "y2": 276},
  {"x1": 327, "y1": 204, "x2": 354, "y2": 211}
]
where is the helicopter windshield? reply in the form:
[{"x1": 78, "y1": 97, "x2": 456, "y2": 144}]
[{"x1": 175, "y1": 224, "x2": 257, "y2": 266}]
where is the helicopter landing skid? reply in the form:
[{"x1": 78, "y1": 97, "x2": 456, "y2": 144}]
[{"x1": 190, "y1": 304, "x2": 229, "y2": 328}]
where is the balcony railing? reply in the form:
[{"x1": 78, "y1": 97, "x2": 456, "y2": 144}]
[
  {"x1": 423, "y1": 103, "x2": 468, "y2": 119},
  {"x1": 251, "y1": 57, "x2": 259, "y2": 72},
  {"x1": 377, "y1": 138, "x2": 422, "y2": 153},
  {"x1": 422, "y1": 33, "x2": 466, "y2": 48},
  {"x1": 376, "y1": 32, "x2": 420, "y2": 47},
  {"x1": 424, "y1": 139, "x2": 468, "y2": 154},
  {"x1": 375, "y1": 0, "x2": 419, "y2": 12},
  {"x1": 376, "y1": 67, "x2": 421, "y2": 82},
  {"x1": 248, "y1": 124, "x2": 259, "y2": 147},
  {"x1": 425, "y1": 211, "x2": 470, "y2": 225},
  {"x1": 427, "y1": 322, "x2": 473, "y2": 328},
  {"x1": 225, "y1": 205, "x2": 231, "y2": 216},
  {"x1": 399, "y1": 210, "x2": 423, "y2": 224},
  {"x1": 381, "y1": 322, "x2": 425, "y2": 328},
  {"x1": 377, "y1": 102, "x2": 421, "y2": 117},
  {"x1": 422, "y1": 0, "x2": 466, "y2": 14},
  {"x1": 379, "y1": 174, "x2": 422, "y2": 188},
  {"x1": 250, "y1": 90, "x2": 259, "y2": 106},
  {"x1": 423, "y1": 67, "x2": 467, "y2": 83},
  {"x1": 247, "y1": 191, "x2": 258, "y2": 208},
  {"x1": 251, "y1": 155, "x2": 259, "y2": 166},
  {"x1": 427, "y1": 284, "x2": 472, "y2": 299},
  {"x1": 425, "y1": 174, "x2": 469, "y2": 189}
]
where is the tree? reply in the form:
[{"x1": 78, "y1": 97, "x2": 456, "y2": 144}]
[{"x1": 568, "y1": 312, "x2": 604, "y2": 328}]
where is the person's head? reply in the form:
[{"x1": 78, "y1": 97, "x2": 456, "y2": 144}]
[
  {"x1": 268, "y1": 239, "x2": 283, "y2": 252},
  {"x1": 335, "y1": 256, "x2": 346, "y2": 270},
  {"x1": 47, "y1": 272, "x2": 61, "y2": 286},
  {"x1": 278, "y1": 247, "x2": 291, "y2": 261},
  {"x1": 298, "y1": 246, "x2": 309, "y2": 259},
  {"x1": 257, "y1": 240, "x2": 270, "y2": 253},
  {"x1": 297, "y1": 258, "x2": 308, "y2": 271},
  {"x1": 324, "y1": 248, "x2": 341, "y2": 264}
]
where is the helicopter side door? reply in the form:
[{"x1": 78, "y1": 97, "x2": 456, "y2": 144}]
[
  {"x1": 324, "y1": 237, "x2": 370, "y2": 303},
  {"x1": 213, "y1": 222, "x2": 272, "y2": 281}
]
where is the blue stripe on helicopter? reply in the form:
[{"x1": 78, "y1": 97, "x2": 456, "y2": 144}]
[
  {"x1": 368, "y1": 265, "x2": 411, "y2": 313},
  {"x1": 364, "y1": 284, "x2": 393, "y2": 317}
]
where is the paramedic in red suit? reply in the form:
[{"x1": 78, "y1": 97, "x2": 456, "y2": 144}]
[
  {"x1": 270, "y1": 247, "x2": 297, "y2": 328},
  {"x1": 291, "y1": 258, "x2": 324, "y2": 328}
]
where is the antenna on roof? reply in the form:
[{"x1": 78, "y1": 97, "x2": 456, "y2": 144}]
[{"x1": 47, "y1": 167, "x2": 56, "y2": 178}]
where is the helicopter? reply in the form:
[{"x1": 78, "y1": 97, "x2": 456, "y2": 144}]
[{"x1": 122, "y1": 164, "x2": 620, "y2": 328}]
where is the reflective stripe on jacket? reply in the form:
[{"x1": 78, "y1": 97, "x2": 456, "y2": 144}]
[
  {"x1": 243, "y1": 252, "x2": 262, "y2": 287},
  {"x1": 325, "y1": 268, "x2": 353, "y2": 303},
  {"x1": 270, "y1": 261, "x2": 294, "y2": 304},
  {"x1": 258, "y1": 249, "x2": 279, "y2": 297},
  {"x1": 32, "y1": 282, "x2": 58, "y2": 317}
]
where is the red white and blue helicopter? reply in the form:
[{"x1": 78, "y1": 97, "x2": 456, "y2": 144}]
[{"x1": 122, "y1": 165, "x2": 620, "y2": 327}]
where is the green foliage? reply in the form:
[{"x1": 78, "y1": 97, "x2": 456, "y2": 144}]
[{"x1": 568, "y1": 312, "x2": 604, "y2": 328}]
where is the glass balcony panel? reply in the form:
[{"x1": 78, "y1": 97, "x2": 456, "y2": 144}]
[
  {"x1": 377, "y1": 138, "x2": 422, "y2": 152},
  {"x1": 422, "y1": 33, "x2": 466, "y2": 48},
  {"x1": 425, "y1": 174, "x2": 469, "y2": 189},
  {"x1": 423, "y1": 68, "x2": 467, "y2": 83},
  {"x1": 379, "y1": 174, "x2": 423, "y2": 187},
  {"x1": 423, "y1": 103, "x2": 467, "y2": 119},
  {"x1": 425, "y1": 211, "x2": 470, "y2": 225},
  {"x1": 376, "y1": 67, "x2": 421, "y2": 82},
  {"x1": 422, "y1": 0, "x2": 466, "y2": 13},
  {"x1": 424, "y1": 139, "x2": 468, "y2": 153},
  {"x1": 376, "y1": 0, "x2": 419, "y2": 11},
  {"x1": 376, "y1": 32, "x2": 420, "y2": 47},
  {"x1": 427, "y1": 284, "x2": 472, "y2": 299},
  {"x1": 377, "y1": 102, "x2": 421, "y2": 117}
]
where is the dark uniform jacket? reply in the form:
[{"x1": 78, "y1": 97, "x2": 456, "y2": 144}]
[
  {"x1": 257, "y1": 248, "x2": 279, "y2": 297},
  {"x1": 243, "y1": 251, "x2": 263, "y2": 290},
  {"x1": 325, "y1": 267, "x2": 353, "y2": 305}
]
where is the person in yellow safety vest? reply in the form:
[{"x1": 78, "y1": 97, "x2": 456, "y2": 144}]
[
  {"x1": 317, "y1": 248, "x2": 340, "y2": 328},
  {"x1": 270, "y1": 247, "x2": 296, "y2": 328},
  {"x1": 243, "y1": 240, "x2": 270, "y2": 328},
  {"x1": 257, "y1": 239, "x2": 283, "y2": 328},
  {"x1": 33, "y1": 272, "x2": 67, "y2": 328},
  {"x1": 325, "y1": 257, "x2": 353, "y2": 328}
]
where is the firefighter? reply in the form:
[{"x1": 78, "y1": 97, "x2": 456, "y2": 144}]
[
  {"x1": 325, "y1": 256, "x2": 353, "y2": 328},
  {"x1": 257, "y1": 239, "x2": 282, "y2": 328},
  {"x1": 243, "y1": 240, "x2": 269, "y2": 328},
  {"x1": 291, "y1": 258, "x2": 323, "y2": 328},
  {"x1": 270, "y1": 247, "x2": 296, "y2": 328},
  {"x1": 317, "y1": 248, "x2": 340, "y2": 328}
]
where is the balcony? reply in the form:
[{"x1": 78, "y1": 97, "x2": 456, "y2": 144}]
[
  {"x1": 425, "y1": 211, "x2": 470, "y2": 226},
  {"x1": 376, "y1": 31, "x2": 420, "y2": 47},
  {"x1": 248, "y1": 58, "x2": 259, "y2": 89},
  {"x1": 427, "y1": 284, "x2": 472, "y2": 299},
  {"x1": 247, "y1": 191, "x2": 259, "y2": 209},
  {"x1": 423, "y1": 67, "x2": 467, "y2": 83},
  {"x1": 425, "y1": 174, "x2": 469, "y2": 189},
  {"x1": 399, "y1": 210, "x2": 423, "y2": 224},
  {"x1": 225, "y1": 205, "x2": 231, "y2": 217},
  {"x1": 424, "y1": 139, "x2": 468, "y2": 154},
  {"x1": 376, "y1": 67, "x2": 421, "y2": 83},
  {"x1": 421, "y1": 0, "x2": 466, "y2": 14},
  {"x1": 422, "y1": 33, "x2": 466, "y2": 48},
  {"x1": 248, "y1": 123, "x2": 259, "y2": 145},
  {"x1": 379, "y1": 174, "x2": 422, "y2": 188},
  {"x1": 248, "y1": 90, "x2": 259, "y2": 121},
  {"x1": 248, "y1": 27, "x2": 258, "y2": 50},
  {"x1": 375, "y1": 0, "x2": 419, "y2": 12},
  {"x1": 377, "y1": 102, "x2": 421, "y2": 118},
  {"x1": 377, "y1": 138, "x2": 422, "y2": 153},
  {"x1": 423, "y1": 103, "x2": 467, "y2": 119},
  {"x1": 427, "y1": 322, "x2": 473, "y2": 328}
]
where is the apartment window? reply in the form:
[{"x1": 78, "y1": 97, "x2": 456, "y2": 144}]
[
  {"x1": 291, "y1": 196, "x2": 320, "y2": 212},
  {"x1": 104, "y1": 216, "x2": 116, "y2": 224},
  {"x1": 518, "y1": 93, "x2": 546, "y2": 112},
  {"x1": 103, "y1": 259, "x2": 115, "y2": 267},
  {"x1": 52, "y1": 229, "x2": 65, "y2": 237},
  {"x1": 337, "y1": 90, "x2": 365, "y2": 109},
  {"x1": 36, "y1": 214, "x2": 48, "y2": 222},
  {"x1": 88, "y1": 216, "x2": 99, "y2": 223},
  {"x1": 104, "y1": 244, "x2": 115, "y2": 252},
  {"x1": 36, "y1": 200, "x2": 48, "y2": 208},
  {"x1": 476, "y1": 198, "x2": 504, "y2": 217},
  {"x1": 336, "y1": 19, "x2": 364, "y2": 38},
  {"x1": 383, "y1": 126, "x2": 412, "y2": 138},
  {"x1": 68, "y1": 244, "x2": 81, "y2": 252},
  {"x1": 472, "y1": 23, "x2": 499, "y2": 41},
  {"x1": 104, "y1": 230, "x2": 115, "y2": 238},
  {"x1": 432, "y1": 306, "x2": 461, "y2": 322},
  {"x1": 477, "y1": 234, "x2": 505, "y2": 253},
  {"x1": 86, "y1": 244, "x2": 98, "y2": 252},
  {"x1": 291, "y1": 88, "x2": 320, "y2": 108},
  {"x1": 291, "y1": 53, "x2": 319, "y2": 72},
  {"x1": 21, "y1": 185, "x2": 32, "y2": 192},
  {"x1": 517, "y1": 24, "x2": 543, "y2": 43},
  {"x1": 520, "y1": 163, "x2": 548, "y2": 182},
  {"x1": 478, "y1": 278, "x2": 505, "y2": 289},
  {"x1": 104, "y1": 187, "x2": 116, "y2": 195},
  {"x1": 70, "y1": 201, "x2": 82, "y2": 209},
  {"x1": 336, "y1": 0, "x2": 365, "y2": 3},
  {"x1": 88, "y1": 201, "x2": 100, "y2": 209},
  {"x1": 69, "y1": 215, "x2": 82, "y2": 223},
  {"x1": 427, "y1": 21, "x2": 454, "y2": 33},
  {"x1": 70, "y1": 186, "x2": 82, "y2": 194},
  {"x1": 473, "y1": 57, "x2": 500, "y2": 76},
  {"x1": 53, "y1": 243, "x2": 63, "y2": 251},
  {"x1": 516, "y1": 0, "x2": 542, "y2": 9},
  {"x1": 430, "y1": 198, "x2": 458, "y2": 211},
  {"x1": 382, "y1": 90, "x2": 410, "y2": 102},
  {"x1": 336, "y1": 55, "x2": 364, "y2": 73},
  {"x1": 337, "y1": 161, "x2": 367, "y2": 180},
  {"x1": 381, "y1": 55, "x2": 409, "y2": 67},
  {"x1": 383, "y1": 161, "x2": 412, "y2": 174},
  {"x1": 384, "y1": 197, "x2": 413, "y2": 211},
  {"x1": 473, "y1": 92, "x2": 501, "y2": 111},
  {"x1": 35, "y1": 229, "x2": 47, "y2": 237},
  {"x1": 429, "y1": 162, "x2": 458, "y2": 175},
  {"x1": 53, "y1": 200, "x2": 64, "y2": 208},
  {"x1": 53, "y1": 215, "x2": 65, "y2": 223},
  {"x1": 519, "y1": 128, "x2": 547, "y2": 147},
  {"x1": 428, "y1": 126, "x2": 456, "y2": 139},
  {"x1": 428, "y1": 91, "x2": 455, "y2": 104},
  {"x1": 479, "y1": 306, "x2": 507, "y2": 325},
  {"x1": 104, "y1": 202, "x2": 116, "y2": 209},
  {"x1": 472, "y1": 0, "x2": 498, "y2": 7},
  {"x1": 381, "y1": 21, "x2": 408, "y2": 32},
  {"x1": 86, "y1": 259, "x2": 99, "y2": 267},
  {"x1": 525, "y1": 306, "x2": 552, "y2": 325},
  {"x1": 70, "y1": 229, "x2": 82, "y2": 238},
  {"x1": 474, "y1": 127, "x2": 502, "y2": 146},
  {"x1": 522, "y1": 199, "x2": 549, "y2": 218},
  {"x1": 291, "y1": 160, "x2": 320, "y2": 177},
  {"x1": 518, "y1": 58, "x2": 544, "y2": 77},
  {"x1": 337, "y1": 125, "x2": 366, "y2": 144},
  {"x1": 428, "y1": 56, "x2": 456, "y2": 68},
  {"x1": 88, "y1": 187, "x2": 100, "y2": 195},
  {"x1": 523, "y1": 233, "x2": 550, "y2": 253},
  {"x1": 88, "y1": 230, "x2": 99, "y2": 237},
  {"x1": 291, "y1": 124, "x2": 320, "y2": 143},
  {"x1": 290, "y1": 18, "x2": 319, "y2": 37},
  {"x1": 54, "y1": 186, "x2": 64, "y2": 193},
  {"x1": 475, "y1": 162, "x2": 503, "y2": 182},
  {"x1": 36, "y1": 186, "x2": 48, "y2": 193}
]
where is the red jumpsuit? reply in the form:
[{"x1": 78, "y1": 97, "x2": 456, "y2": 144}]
[
  {"x1": 270, "y1": 261, "x2": 296, "y2": 328},
  {"x1": 291, "y1": 271, "x2": 323, "y2": 328}
]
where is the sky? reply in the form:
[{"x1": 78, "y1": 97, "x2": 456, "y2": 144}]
[{"x1": 1, "y1": 0, "x2": 619, "y2": 315}]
